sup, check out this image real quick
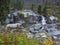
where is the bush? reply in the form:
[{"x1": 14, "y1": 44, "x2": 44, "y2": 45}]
[{"x1": 18, "y1": 13, "x2": 25, "y2": 19}]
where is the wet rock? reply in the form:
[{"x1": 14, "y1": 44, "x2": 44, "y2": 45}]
[{"x1": 26, "y1": 32, "x2": 34, "y2": 39}]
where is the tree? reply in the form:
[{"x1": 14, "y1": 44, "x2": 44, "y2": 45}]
[
  {"x1": 0, "y1": 0, "x2": 10, "y2": 23},
  {"x1": 42, "y1": 6, "x2": 47, "y2": 15},
  {"x1": 37, "y1": 5, "x2": 42, "y2": 14},
  {"x1": 31, "y1": 4, "x2": 34, "y2": 11},
  {"x1": 56, "y1": 2, "x2": 60, "y2": 6},
  {"x1": 14, "y1": 0, "x2": 23, "y2": 10},
  {"x1": 56, "y1": 0, "x2": 60, "y2": 6}
]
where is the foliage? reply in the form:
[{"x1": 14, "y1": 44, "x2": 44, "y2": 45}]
[
  {"x1": 42, "y1": 6, "x2": 47, "y2": 15},
  {"x1": 0, "y1": 0, "x2": 10, "y2": 22},
  {"x1": 37, "y1": 5, "x2": 42, "y2": 14},
  {"x1": 3, "y1": 33, "x2": 9, "y2": 45},
  {"x1": 18, "y1": 13, "x2": 25, "y2": 19},
  {"x1": 37, "y1": 5, "x2": 47, "y2": 16},
  {"x1": 14, "y1": 0, "x2": 23, "y2": 10},
  {"x1": 31, "y1": 4, "x2": 34, "y2": 11},
  {"x1": 0, "y1": 33, "x2": 4, "y2": 44},
  {"x1": 44, "y1": 38, "x2": 55, "y2": 45},
  {"x1": 16, "y1": 32, "x2": 39, "y2": 45},
  {"x1": 0, "y1": 32, "x2": 55, "y2": 45}
]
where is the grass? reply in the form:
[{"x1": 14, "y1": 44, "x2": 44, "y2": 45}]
[
  {"x1": 0, "y1": 32, "x2": 40, "y2": 45},
  {"x1": 0, "y1": 31, "x2": 56, "y2": 45}
]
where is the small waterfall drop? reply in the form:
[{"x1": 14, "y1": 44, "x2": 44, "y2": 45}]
[{"x1": 41, "y1": 16, "x2": 46, "y2": 25}]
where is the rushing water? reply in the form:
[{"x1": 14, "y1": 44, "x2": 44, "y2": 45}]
[{"x1": 41, "y1": 16, "x2": 46, "y2": 25}]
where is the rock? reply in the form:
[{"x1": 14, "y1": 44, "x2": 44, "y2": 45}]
[
  {"x1": 35, "y1": 33, "x2": 40, "y2": 38},
  {"x1": 26, "y1": 32, "x2": 34, "y2": 39}
]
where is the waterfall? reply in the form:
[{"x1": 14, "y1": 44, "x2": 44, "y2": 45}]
[{"x1": 41, "y1": 16, "x2": 46, "y2": 25}]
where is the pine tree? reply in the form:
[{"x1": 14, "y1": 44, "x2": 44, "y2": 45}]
[
  {"x1": 37, "y1": 5, "x2": 41, "y2": 14},
  {"x1": 31, "y1": 4, "x2": 34, "y2": 11},
  {"x1": 42, "y1": 6, "x2": 47, "y2": 15},
  {"x1": 14, "y1": 0, "x2": 23, "y2": 10},
  {"x1": 0, "y1": 0, "x2": 10, "y2": 23}
]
